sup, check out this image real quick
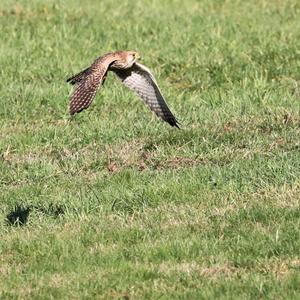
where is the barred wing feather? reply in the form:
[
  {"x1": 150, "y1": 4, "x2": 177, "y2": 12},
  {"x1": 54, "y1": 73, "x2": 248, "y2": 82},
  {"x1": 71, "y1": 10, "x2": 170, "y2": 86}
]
[{"x1": 113, "y1": 62, "x2": 179, "y2": 128}]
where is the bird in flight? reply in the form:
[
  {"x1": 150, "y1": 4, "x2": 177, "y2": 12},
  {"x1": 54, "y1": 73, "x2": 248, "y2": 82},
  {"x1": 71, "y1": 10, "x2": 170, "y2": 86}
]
[{"x1": 66, "y1": 51, "x2": 179, "y2": 128}]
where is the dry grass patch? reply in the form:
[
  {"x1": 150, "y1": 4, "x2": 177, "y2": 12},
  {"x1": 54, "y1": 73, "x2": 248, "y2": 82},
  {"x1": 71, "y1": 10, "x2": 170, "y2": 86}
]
[
  {"x1": 158, "y1": 261, "x2": 238, "y2": 279},
  {"x1": 258, "y1": 259, "x2": 300, "y2": 279},
  {"x1": 88, "y1": 242, "x2": 119, "y2": 256},
  {"x1": 48, "y1": 272, "x2": 75, "y2": 289},
  {"x1": 104, "y1": 139, "x2": 202, "y2": 173},
  {"x1": 157, "y1": 259, "x2": 299, "y2": 280},
  {"x1": 251, "y1": 183, "x2": 300, "y2": 209},
  {"x1": 148, "y1": 204, "x2": 208, "y2": 230},
  {"x1": 105, "y1": 139, "x2": 146, "y2": 173}
]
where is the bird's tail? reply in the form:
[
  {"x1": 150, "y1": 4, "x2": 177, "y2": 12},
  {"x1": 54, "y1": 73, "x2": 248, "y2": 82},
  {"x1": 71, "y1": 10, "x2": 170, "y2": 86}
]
[{"x1": 66, "y1": 67, "x2": 90, "y2": 85}]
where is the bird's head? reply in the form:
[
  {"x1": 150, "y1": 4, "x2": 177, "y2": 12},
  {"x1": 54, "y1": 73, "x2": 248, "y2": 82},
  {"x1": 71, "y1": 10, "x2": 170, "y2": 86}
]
[
  {"x1": 125, "y1": 51, "x2": 139, "y2": 67},
  {"x1": 110, "y1": 51, "x2": 140, "y2": 70}
]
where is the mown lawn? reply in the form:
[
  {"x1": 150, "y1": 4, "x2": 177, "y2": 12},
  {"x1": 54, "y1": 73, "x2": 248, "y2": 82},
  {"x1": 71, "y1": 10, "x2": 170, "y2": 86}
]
[{"x1": 0, "y1": 0, "x2": 300, "y2": 299}]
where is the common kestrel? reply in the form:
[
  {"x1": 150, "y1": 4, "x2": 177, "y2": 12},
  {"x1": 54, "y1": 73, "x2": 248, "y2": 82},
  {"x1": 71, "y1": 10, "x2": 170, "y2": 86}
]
[{"x1": 66, "y1": 51, "x2": 179, "y2": 128}]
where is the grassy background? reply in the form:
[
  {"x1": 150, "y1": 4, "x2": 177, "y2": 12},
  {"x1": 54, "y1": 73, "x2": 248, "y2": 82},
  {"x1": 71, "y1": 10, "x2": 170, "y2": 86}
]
[{"x1": 1, "y1": 0, "x2": 300, "y2": 298}]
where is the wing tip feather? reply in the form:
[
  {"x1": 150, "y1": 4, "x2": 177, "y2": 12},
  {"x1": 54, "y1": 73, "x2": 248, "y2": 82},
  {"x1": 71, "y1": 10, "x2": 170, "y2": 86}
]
[{"x1": 166, "y1": 117, "x2": 180, "y2": 128}]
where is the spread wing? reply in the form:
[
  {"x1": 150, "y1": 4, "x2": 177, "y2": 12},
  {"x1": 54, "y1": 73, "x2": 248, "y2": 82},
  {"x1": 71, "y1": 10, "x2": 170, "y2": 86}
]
[
  {"x1": 67, "y1": 55, "x2": 114, "y2": 115},
  {"x1": 112, "y1": 62, "x2": 179, "y2": 128}
]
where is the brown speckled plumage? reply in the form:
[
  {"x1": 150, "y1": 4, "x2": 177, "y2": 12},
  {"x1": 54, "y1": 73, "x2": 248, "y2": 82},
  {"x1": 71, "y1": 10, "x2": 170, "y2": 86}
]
[{"x1": 66, "y1": 51, "x2": 179, "y2": 128}]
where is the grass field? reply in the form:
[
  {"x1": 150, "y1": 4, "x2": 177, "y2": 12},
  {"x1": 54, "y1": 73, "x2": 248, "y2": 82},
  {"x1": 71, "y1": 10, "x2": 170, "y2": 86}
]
[{"x1": 1, "y1": 0, "x2": 300, "y2": 298}]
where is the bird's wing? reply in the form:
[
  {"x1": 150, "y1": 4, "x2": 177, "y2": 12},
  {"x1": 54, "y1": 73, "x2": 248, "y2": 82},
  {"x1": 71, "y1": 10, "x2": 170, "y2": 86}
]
[
  {"x1": 66, "y1": 66, "x2": 91, "y2": 85},
  {"x1": 68, "y1": 54, "x2": 116, "y2": 115},
  {"x1": 112, "y1": 62, "x2": 179, "y2": 128}
]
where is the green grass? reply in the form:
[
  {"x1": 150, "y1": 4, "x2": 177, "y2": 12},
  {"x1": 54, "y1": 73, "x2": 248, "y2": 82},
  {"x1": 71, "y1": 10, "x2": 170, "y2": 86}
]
[{"x1": 1, "y1": 0, "x2": 300, "y2": 298}]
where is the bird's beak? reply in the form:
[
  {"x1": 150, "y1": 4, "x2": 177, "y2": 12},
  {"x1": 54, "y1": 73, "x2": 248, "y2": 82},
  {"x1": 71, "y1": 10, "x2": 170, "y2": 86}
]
[{"x1": 135, "y1": 53, "x2": 140, "y2": 60}]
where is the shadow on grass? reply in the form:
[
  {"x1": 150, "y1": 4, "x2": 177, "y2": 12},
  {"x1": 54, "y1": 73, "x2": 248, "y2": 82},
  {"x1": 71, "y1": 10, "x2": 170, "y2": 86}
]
[
  {"x1": 6, "y1": 203, "x2": 65, "y2": 226},
  {"x1": 6, "y1": 205, "x2": 31, "y2": 226}
]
